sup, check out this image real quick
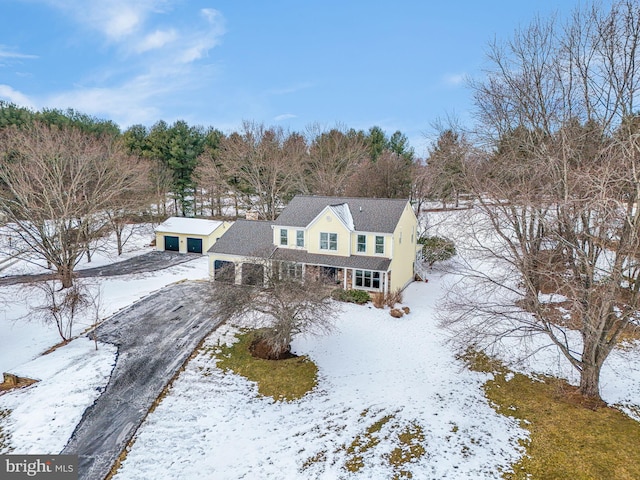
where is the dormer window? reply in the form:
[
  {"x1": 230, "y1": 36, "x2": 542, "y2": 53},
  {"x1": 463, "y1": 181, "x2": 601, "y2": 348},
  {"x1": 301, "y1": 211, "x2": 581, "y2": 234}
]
[
  {"x1": 296, "y1": 230, "x2": 304, "y2": 247},
  {"x1": 357, "y1": 235, "x2": 366, "y2": 253},
  {"x1": 320, "y1": 232, "x2": 337, "y2": 251},
  {"x1": 375, "y1": 235, "x2": 384, "y2": 254},
  {"x1": 280, "y1": 229, "x2": 288, "y2": 246}
]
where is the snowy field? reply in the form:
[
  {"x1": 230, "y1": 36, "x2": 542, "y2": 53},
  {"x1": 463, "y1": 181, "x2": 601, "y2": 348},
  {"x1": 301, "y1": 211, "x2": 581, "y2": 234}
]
[{"x1": 0, "y1": 213, "x2": 639, "y2": 479}]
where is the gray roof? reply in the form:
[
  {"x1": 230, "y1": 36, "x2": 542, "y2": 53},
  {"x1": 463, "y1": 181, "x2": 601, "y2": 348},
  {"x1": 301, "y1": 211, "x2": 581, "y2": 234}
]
[
  {"x1": 208, "y1": 218, "x2": 392, "y2": 271},
  {"x1": 271, "y1": 249, "x2": 391, "y2": 271},
  {"x1": 273, "y1": 195, "x2": 409, "y2": 233},
  {"x1": 207, "y1": 220, "x2": 275, "y2": 257}
]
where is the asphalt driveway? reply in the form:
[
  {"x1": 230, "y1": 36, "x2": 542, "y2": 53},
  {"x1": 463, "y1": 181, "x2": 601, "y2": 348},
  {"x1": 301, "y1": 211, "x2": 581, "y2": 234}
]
[
  {"x1": 60, "y1": 280, "x2": 222, "y2": 480},
  {"x1": 0, "y1": 251, "x2": 198, "y2": 286}
]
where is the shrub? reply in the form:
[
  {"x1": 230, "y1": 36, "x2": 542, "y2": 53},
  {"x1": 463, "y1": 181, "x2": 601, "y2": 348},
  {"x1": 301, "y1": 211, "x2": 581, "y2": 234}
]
[
  {"x1": 418, "y1": 235, "x2": 456, "y2": 267},
  {"x1": 402, "y1": 306, "x2": 410, "y2": 315},
  {"x1": 390, "y1": 308, "x2": 404, "y2": 318},
  {"x1": 385, "y1": 288, "x2": 403, "y2": 308},
  {"x1": 332, "y1": 288, "x2": 370, "y2": 305},
  {"x1": 372, "y1": 292, "x2": 385, "y2": 309}
]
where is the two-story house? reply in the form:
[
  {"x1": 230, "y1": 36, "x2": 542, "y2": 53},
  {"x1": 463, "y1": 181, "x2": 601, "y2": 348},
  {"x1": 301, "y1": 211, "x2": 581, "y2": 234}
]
[{"x1": 208, "y1": 195, "x2": 418, "y2": 293}]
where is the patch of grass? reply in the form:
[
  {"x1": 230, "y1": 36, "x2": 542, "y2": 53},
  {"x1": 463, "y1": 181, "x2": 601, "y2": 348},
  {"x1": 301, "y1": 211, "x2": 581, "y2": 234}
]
[
  {"x1": 387, "y1": 422, "x2": 426, "y2": 479},
  {"x1": 344, "y1": 415, "x2": 392, "y2": 473},
  {"x1": 0, "y1": 374, "x2": 38, "y2": 392},
  {"x1": 341, "y1": 412, "x2": 427, "y2": 477},
  {"x1": 213, "y1": 331, "x2": 318, "y2": 402},
  {"x1": 461, "y1": 349, "x2": 640, "y2": 480},
  {"x1": 0, "y1": 409, "x2": 13, "y2": 453}
]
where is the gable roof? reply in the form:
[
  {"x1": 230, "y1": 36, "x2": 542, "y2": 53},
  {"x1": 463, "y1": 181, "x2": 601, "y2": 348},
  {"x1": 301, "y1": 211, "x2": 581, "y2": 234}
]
[
  {"x1": 207, "y1": 220, "x2": 275, "y2": 256},
  {"x1": 273, "y1": 195, "x2": 409, "y2": 233},
  {"x1": 155, "y1": 217, "x2": 224, "y2": 236}
]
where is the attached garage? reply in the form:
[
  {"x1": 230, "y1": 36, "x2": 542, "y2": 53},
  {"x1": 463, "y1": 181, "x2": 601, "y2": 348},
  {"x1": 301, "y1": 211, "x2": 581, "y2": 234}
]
[{"x1": 155, "y1": 217, "x2": 232, "y2": 255}]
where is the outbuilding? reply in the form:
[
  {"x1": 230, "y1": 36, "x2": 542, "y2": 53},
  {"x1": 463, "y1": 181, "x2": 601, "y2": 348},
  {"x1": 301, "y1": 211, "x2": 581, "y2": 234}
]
[{"x1": 155, "y1": 217, "x2": 232, "y2": 255}]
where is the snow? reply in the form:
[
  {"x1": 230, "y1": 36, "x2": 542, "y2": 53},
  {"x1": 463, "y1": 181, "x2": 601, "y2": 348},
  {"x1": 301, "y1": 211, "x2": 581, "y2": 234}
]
[
  {"x1": 0, "y1": 211, "x2": 638, "y2": 478},
  {"x1": 0, "y1": 223, "x2": 156, "y2": 277},
  {"x1": 329, "y1": 203, "x2": 355, "y2": 231},
  {"x1": 112, "y1": 274, "x2": 526, "y2": 479},
  {"x1": 0, "y1": 337, "x2": 117, "y2": 454},
  {"x1": 154, "y1": 217, "x2": 224, "y2": 236},
  {"x1": 0, "y1": 226, "x2": 210, "y2": 374}
]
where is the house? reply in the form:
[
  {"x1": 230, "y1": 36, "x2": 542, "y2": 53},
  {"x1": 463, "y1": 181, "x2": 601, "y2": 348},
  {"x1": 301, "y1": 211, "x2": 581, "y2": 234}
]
[
  {"x1": 208, "y1": 195, "x2": 419, "y2": 293},
  {"x1": 155, "y1": 217, "x2": 232, "y2": 254}
]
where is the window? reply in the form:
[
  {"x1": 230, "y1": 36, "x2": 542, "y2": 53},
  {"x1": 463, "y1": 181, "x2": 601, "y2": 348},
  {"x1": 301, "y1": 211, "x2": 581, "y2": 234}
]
[
  {"x1": 357, "y1": 234, "x2": 366, "y2": 253},
  {"x1": 296, "y1": 230, "x2": 304, "y2": 247},
  {"x1": 280, "y1": 229, "x2": 288, "y2": 246},
  {"x1": 355, "y1": 270, "x2": 381, "y2": 289},
  {"x1": 283, "y1": 262, "x2": 303, "y2": 279},
  {"x1": 375, "y1": 236, "x2": 384, "y2": 254},
  {"x1": 320, "y1": 232, "x2": 337, "y2": 251}
]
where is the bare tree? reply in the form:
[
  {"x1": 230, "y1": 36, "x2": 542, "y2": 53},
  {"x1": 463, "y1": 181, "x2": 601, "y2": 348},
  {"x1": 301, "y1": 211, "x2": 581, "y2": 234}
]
[
  {"x1": 300, "y1": 124, "x2": 368, "y2": 196},
  {"x1": 31, "y1": 279, "x2": 97, "y2": 342},
  {"x1": 443, "y1": 0, "x2": 640, "y2": 401},
  {"x1": 0, "y1": 123, "x2": 147, "y2": 288},
  {"x1": 219, "y1": 122, "x2": 305, "y2": 220},
  {"x1": 211, "y1": 258, "x2": 337, "y2": 359},
  {"x1": 347, "y1": 150, "x2": 413, "y2": 198},
  {"x1": 195, "y1": 139, "x2": 229, "y2": 217}
]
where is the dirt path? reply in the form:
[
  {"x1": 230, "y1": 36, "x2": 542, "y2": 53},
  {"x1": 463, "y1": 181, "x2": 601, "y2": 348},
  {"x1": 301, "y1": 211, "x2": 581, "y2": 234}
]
[
  {"x1": 0, "y1": 251, "x2": 198, "y2": 286},
  {"x1": 60, "y1": 281, "x2": 221, "y2": 480}
]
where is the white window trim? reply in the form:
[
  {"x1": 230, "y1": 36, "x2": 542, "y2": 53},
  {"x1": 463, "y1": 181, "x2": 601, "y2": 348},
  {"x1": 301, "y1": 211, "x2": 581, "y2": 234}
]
[
  {"x1": 375, "y1": 235, "x2": 385, "y2": 255},
  {"x1": 353, "y1": 269, "x2": 382, "y2": 291},
  {"x1": 320, "y1": 232, "x2": 338, "y2": 251}
]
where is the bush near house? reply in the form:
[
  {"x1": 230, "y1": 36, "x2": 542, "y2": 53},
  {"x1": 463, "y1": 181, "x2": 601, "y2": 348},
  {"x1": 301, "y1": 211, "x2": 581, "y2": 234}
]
[
  {"x1": 332, "y1": 288, "x2": 370, "y2": 305},
  {"x1": 418, "y1": 235, "x2": 456, "y2": 268}
]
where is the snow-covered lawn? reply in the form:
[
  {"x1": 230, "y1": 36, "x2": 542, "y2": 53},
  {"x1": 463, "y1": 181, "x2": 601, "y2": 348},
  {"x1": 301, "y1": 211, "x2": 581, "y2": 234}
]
[{"x1": 111, "y1": 273, "x2": 527, "y2": 479}]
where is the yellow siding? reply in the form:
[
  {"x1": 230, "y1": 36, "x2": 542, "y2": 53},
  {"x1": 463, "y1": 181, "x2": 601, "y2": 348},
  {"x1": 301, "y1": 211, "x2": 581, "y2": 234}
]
[
  {"x1": 273, "y1": 227, "x2": 307, "y2": 249},
  {"x1": 306, "y1": 210, "x2": 351, "y2": 256},
  {"x1": 388, "y1": 202, "x2": 418, "y2": 291},
  {"x1": 350, "y1": 233, "x2": 391, "y2": 258}
]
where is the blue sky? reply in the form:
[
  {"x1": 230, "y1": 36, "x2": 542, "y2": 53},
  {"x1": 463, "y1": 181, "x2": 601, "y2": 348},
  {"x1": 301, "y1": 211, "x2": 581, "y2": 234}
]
[{"x1": 1, "y1": 0, "x2": 578, "y2": 155}]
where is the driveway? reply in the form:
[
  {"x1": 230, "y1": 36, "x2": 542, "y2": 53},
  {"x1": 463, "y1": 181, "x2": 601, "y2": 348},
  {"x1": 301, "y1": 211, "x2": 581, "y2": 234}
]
[
  {"x1": 60, "y1": 280, "x2": 222, "y2": 480},
  {"x1": 0, "y1": 251, "x2": 198, "y2": 286}
]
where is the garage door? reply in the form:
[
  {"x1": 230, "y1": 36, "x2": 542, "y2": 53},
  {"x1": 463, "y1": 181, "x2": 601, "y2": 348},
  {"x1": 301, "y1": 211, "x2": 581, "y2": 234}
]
[
  {"x1": 186, "y1": 237, "x2": 203, "y2": 254},
  {"x1": 214, "y1": 260, "x2": 235, "y2": 283},
  {"x1": 241, "y1": 263, "x2": 264, "y2": 286},
  {"x1": 164, "y1": 235, "x2": 179, "y2": 252}
]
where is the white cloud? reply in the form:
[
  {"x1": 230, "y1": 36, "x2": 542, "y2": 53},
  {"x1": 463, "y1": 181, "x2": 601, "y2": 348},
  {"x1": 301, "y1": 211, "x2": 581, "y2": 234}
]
[
  {"x1": 135, "y1": 29, "x2": 178, "y2": 53},
  {"x1": 0, "y1": 85, "x2": 36, "y2": 108},
  {"x1": 4, "y1": 2, "x2": 227, "y2": 128},
  {"x1": 0, "y1": 45, "x2": 38, "y2": 60},
  {"x1": 267, "y1": 82, "x2": 315, "y2": 96},
  {"x1": 274, "y1": 113, "x2": 297, "y2": 121},
  {"x1": 38, "y1": 0, "x2": 168, "y2": 41},
  {"x1": 175, "y1": 9, "x2": 225, "y2": 63},
  {"x1": 443, "y1": 73, "x2": 466, "y2": 86}
]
